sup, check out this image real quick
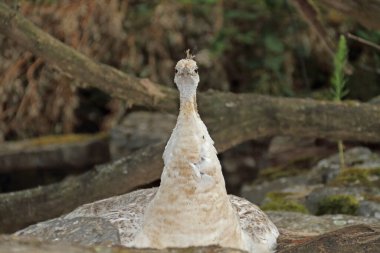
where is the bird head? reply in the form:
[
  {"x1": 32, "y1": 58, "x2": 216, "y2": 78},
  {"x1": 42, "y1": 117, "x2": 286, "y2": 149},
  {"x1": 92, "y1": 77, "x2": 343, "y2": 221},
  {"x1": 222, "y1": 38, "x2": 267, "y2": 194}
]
[{"x1": 174, "y1": 50, "x2": 199, "y2": 100}]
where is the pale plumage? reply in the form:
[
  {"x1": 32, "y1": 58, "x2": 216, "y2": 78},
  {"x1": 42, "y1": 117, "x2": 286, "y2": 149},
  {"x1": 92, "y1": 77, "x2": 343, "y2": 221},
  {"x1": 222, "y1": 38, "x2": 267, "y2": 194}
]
[{"x1": 65, "y1": 54, "x2": 279, "y2": 252}]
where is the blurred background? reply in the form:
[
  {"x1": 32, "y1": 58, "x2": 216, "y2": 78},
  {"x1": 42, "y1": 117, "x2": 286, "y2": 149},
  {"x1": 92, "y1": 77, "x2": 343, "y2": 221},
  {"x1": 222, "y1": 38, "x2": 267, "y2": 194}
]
[{"x1": 1, "y1": 0, "x2": 380, "y2": 223}]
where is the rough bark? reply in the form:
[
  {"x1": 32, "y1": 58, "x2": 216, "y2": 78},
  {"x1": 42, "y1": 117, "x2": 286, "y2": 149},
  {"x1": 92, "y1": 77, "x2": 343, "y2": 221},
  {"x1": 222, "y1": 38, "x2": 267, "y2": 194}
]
[{"x1": 317, "y1": 0, "x2": 380, "y2": 30}]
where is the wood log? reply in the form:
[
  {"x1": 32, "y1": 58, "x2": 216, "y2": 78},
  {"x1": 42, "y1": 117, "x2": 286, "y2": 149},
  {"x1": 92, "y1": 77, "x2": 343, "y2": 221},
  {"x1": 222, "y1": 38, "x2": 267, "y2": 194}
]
[
  {"x1": 0, "y1": 133, "x2": 109, "y2": 173},
  {"x1": 0, "y1": 142, "x2": 164, "y2": 233},
  {"x1": 2, "y1": 93, "x2": 380, "y2": 233}
]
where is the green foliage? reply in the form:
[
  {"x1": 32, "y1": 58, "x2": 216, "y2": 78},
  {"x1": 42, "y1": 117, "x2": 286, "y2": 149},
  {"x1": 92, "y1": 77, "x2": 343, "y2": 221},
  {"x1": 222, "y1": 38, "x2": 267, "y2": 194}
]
[
  {"x1": 317, "y1": 194, "x2": 358, "y2": 215},
  {"x1": 330, "y1": 35, "x2": 350, "y2": 170},
  {"x1": 330, "y1": 35, "x2": 349, "y2": 101},
  {"x1": 209, "y1": 0, "x2": 298, "y2": 95},
  {"x1": 261, "y1": 192, "x2": 309, "y2": 213}
]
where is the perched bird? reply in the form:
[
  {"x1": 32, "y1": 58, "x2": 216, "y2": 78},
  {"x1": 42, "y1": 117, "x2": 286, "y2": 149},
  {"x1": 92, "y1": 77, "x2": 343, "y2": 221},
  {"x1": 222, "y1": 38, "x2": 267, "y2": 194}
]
[{"x1": 65, "y1": 51, "x2": 279, "y2": 253}]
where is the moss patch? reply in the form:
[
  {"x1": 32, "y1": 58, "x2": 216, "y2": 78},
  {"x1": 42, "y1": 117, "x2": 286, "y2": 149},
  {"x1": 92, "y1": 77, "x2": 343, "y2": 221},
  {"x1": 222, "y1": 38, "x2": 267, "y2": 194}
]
[
  {"x1": 316, "y1": 194, "x2": 359, "y2": 215},
  {"x1": 261, "y1": 192, "x2": 309, "y2": 214},
  {"x1": 329, "y1": 168, "x2": 380, "y2": 187}
]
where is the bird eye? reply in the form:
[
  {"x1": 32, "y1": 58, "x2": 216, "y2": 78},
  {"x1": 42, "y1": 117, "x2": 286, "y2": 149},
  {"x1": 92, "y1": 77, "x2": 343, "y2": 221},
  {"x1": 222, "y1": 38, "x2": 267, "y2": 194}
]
[
  {"x1": 194, "y1": 68, "x2": 198, "y2": 73},
  {"x1": 175, "y1": 69, "x2": 178, "y2": 74}
]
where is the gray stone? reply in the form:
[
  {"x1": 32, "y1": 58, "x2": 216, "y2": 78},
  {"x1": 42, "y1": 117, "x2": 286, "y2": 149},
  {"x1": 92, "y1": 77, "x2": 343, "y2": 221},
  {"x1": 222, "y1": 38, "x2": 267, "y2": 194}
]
[
  {"x1": 268, "y1": 211, "x2": 380, "y2": 234},
  {"x1": 15, "y1": 217, "x2": 120, "y2": 246},
  {"x1": 358, "y1": 201, "x2": 380, "y2": 219},
  {"x1": 308, "y1": 147, "x2": 380, "y2": 184},
  {"x1": 241, "y1": 175, "x2": 308, "y2": 205},
  {"x1": 304, "y1": 186, "x2": 366, "y2": 214}
]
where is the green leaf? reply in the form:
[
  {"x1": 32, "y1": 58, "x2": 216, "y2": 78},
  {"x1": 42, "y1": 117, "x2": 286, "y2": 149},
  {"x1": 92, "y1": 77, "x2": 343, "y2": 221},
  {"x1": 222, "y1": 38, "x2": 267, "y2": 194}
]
[
  {"x1": 264, "y1": 35, "x2": 284, "y2": 53},
  {"x1": 330, "y1": 35, "x2": 349, "y2": 101}
]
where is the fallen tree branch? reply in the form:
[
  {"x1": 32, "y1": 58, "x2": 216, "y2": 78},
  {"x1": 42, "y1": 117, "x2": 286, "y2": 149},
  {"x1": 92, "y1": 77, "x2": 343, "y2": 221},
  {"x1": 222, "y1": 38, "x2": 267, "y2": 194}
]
[
  {"x1": 2, "y1": 94, "x2": 380, "y2": 233},
  {"x1": 0, "y1": 2, "x2": 177, "y2": 112},
  {"x1": 0, "y1": 142, "x2": 164, "y2": 233},
  {"x1": 292, "y1": 0, "x2": 336, "y2": 57},
  {"x1": 316, "y1": 0, "x2": 380, "y2": 31},
  {"x1": 347, "y1": 33, "x2": 380, "y2": 52},
  {"x1": 0, "y1": 133, "x2": 109, "y2": 172}
]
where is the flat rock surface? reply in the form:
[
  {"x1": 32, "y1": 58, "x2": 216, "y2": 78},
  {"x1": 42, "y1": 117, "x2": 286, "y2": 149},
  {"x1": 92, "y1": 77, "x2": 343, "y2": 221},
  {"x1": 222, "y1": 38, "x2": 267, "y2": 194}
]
[
  {"x1": 0, "y1": 236, "x2": 245, "y2": 253},
  {"x1": 6, "y1": 224, "x2": 380, "y2": 253},
  {"x1": 278, "y1": 224, "x2": 380, "y2": 253},
  {"x1": 16, "y1": 210, "x2": 380, "y2": 249},
  {"x1": 15, "y1": 217, "x2": 120, "y2": 246},
  {"x1": 268, "y1": 211, "x2": 380, "y2": 234}
]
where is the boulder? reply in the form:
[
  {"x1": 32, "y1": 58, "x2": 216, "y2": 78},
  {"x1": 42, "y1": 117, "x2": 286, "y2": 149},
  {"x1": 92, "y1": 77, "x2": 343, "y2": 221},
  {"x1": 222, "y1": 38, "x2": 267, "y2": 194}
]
[
  {"x1": 268, "y1": 211, "x2": 380, "y2": 234},
  {"x1": 15, "y1": 217, "x2": 120, "y2": 246}
]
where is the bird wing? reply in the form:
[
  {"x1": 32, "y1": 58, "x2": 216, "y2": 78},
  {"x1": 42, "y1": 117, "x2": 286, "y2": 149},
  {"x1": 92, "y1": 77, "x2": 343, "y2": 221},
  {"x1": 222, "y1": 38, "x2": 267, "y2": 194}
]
[
  {"x1": 229, "y1": 194, "x2": 279, "y2": 248},
  {"x1": 65, "y1": 187, "x2": 158, "y2": 245}
]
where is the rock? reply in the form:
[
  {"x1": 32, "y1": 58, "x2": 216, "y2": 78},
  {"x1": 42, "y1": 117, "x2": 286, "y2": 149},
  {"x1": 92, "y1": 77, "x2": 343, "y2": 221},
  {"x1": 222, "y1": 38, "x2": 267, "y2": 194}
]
[
  {"x1": 358, "y1": 201, "x2": 380, "y2": 218},
  {"x1": 4, "y1": 225, "x2": 380, "y2": 253},
  {"x1": 241, "y1": 175, "x2": 308, "y2": 205},
  {"x1": 15, "y1": 217, "x2": 120, "y2": 246},
  {"x1": 268, "y1": 211, "x2": 380, "y2": 234},
  {"x1": 220, "y1": 141, "x2": 261, "y2": 194},
  {"x1": 0, "y1": 235, "x2": 246, "y2": 253},
  {"x1": 307, "y1": 147, "x2": 380, "y2": 184},
  {"x1": 260, "y1": 191, "x2": 311, "y2": 214},
  {"x1": 243, "y1": 146, "x2": 380, "y2": 218},
  {"x1": 278, "y1": 224, "x2": 380, "y2": 253},
  {"x1": 304, "y1": 186, "x2": 365, "y2": 214},
  {"x1": 13, "y1": 211, "x2": 380, "y2": 252}
]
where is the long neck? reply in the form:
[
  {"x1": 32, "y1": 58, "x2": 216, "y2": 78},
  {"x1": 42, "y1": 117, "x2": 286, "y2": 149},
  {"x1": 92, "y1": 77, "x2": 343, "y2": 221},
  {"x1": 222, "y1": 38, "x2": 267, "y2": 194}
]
[{"x1": 179, "y1": 94, "x2": 198, "y2": 116}]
